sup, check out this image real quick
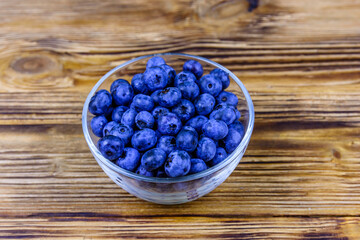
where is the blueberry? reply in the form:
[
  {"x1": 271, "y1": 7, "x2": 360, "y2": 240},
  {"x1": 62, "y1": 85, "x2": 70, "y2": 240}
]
[
  {"x1": 89, "y1": 89, "x2": 113, "y2": 116},
  {"x1": 121, "y1": 109, "x2": 137, "y2": 128},
  {"x1": 199, "y1": 74, "x2": 222, "y2": 97},
  {"x1": 210, "y1": 68, "x2": 230, "y2": 89},
  {"x1": 216, "y1": 91, "x2": 238, "y2": 107},
  {"x1": 178, "y1": 80, "x2": 200, "y2": 101},
  {"x1": 131, "y1": 128, "x2": 157, "y2": 151},
  {"x1": 131, "y1": 73, "x2": 149, "y2": 94},
  {"x1": 157, "y1": 113, "x2": 182, "y2": 136},
  {"x1": 208, "y1": 147, "x2": 228, "y2": 167},
  {"x1": 135, "y1": 111, "x2": 155, "y2": 129},
  {"x1": 116, "y1": 147, "x2": 140, "y2": 172},
  {"x1": 160, "y1": 64, "x2": 176, "y2": 86},
  {"x1": 229, "y1": 121, "x2": 245, "y2": 138},
  {"x1": 176, "y1": 126, "x2": 198, "y2": 152},
  {"x1": 111, "y1": 106, "x2": 129, "y2": 123},
  {"x1": 150, "y1": 90, "x2": 162, "y2": 105},
  {"x1": 112, "y1": 81, "x2": 134, "y2": 106},
  {"x1": 185, "y1": 115, "x2": 208, "y2": 133},
  {"x1": 143, "y1": 66, "x2": 168, "y2": 91},
  {"x1": 109, "y1": 124, "x2": 134, "y2": 145},
  {"x1": 174, "y1": 71, "x2": 197, "y2": 87},
  {"x1": 172, "y1": 99, "x2": 195, "y2": 122},
  {"x1": 158, "y1": 87, "x2": 182, "y2": 108},
  {"x1": 156, "y1": 168, "x2": 167, "y2": 178},
  {"x1": 210, "y1": 106, "x2": 236, "y2": 125},
  {"x1": 156, "y1": 135, "x2": 176, "y2": 155},
  {"x1": 155, "y1": 130, "x2": 162, "y2": 139},
  {"x1": 202, "y1": 119, "x2": 228, "y2": 140},
  {"x1": 102, "y1": 121, "x2": 119, "y2": 136},
  {"x1": 98, "y1": 135, "x2": 124, "y2": 161},
  {"x1": 194, "y1": 93, "x2": 215, "y2": 115},
  {"x1": 141, "y1": 148, "x2": 167, "y2": 171},
  {"x1": 90, "y1": 115, "x2": 108, "y2": 137},
  {"x1": 132, "y1": 94, "x2": 154, "y2": 112},
  {"x1": 183, "y1": 59, "x2": 203, "y2": 79},
  {"x1": 110, "y1": 79, "x2": 129, "y2": 94},
  {"x1": 213, "y1": 102, "x2": 231, "y2": 111},
  {"x1": 223, "y1": 129, "x2": 242, "y2": 153},
  {"x1": 189, "y1": 158, "x2": 208, "y2": 174},
  {"x1": 164, "y1": 150, "x2": 191, "y2": 177},
  {"x1": 151, "y1": 106, "x2": 170, "y2": 120},
  {"x1": 146, "y1": 56, "x2": 166, "y2": 69},
  {"x1": 196, "y1": 137, "x2": 216, "y2": 162},
  {"x1": 135, "y1": 165, "x2": 155, "y2": 177}
]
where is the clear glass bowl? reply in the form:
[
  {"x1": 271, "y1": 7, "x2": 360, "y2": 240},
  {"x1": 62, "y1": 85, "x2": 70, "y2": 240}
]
[{"x1": 82, "y1": 53, "x2": 255, "y2": 204}]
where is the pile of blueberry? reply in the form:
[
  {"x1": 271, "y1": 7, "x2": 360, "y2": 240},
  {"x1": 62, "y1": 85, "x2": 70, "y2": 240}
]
[{"x1": 89, "y1": 56, "x2": 245, "y2": 178}]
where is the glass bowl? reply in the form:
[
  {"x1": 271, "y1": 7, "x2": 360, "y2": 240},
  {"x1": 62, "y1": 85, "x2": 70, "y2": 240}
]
[{"x1": 82, "y1": 53, "x2": 254, "y2": 204}]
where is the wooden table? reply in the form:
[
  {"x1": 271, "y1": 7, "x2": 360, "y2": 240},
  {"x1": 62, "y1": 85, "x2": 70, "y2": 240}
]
[{"x1": 1, "y1": 0, "x2": 360, "y2": 239}]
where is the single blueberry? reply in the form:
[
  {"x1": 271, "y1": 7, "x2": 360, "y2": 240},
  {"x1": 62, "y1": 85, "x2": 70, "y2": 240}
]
[
  {"x1": 102, "y1": 121, "x2": 119, "y2": 136},
  {"x1": 210, "y1": 106, "x2": 237, "y2": 125},
  {"x1": 183, "y1": 59, "x2": 203, "y2": 79},
  {"x1": 229, "y1": 121, "x2": 245, "y2": 138},
  {"x1": 143, "y1": 66, "x2": 168, "y2": 91},
  {"x1": 189, "y1": 158, "x2": 208, "y2": 174},
  {"x1": 174, "y1": 71, "x2": 197, "y2": 87},
  {"x1": 213, "y1": 102, "x2": 231, "y2": 111},
  {"x1": 157, "y1": 112, "x2": 182, "y2": 136},
  {"x1": 164, "y1": 150, "x2": 191, "y2": 177},
  {"x1": 202, "y1": 119, "x2": 228, "y2": 140},
  {"x1": 135, "y1": 111, "x2": 155, "y2": 129},
  {"x1": 194, "y1": 93, "x2": 215, "y2": 115},
  {"x1": 223, "y1": 128, "x2": 242, "y2": 153},
  {"x1": 151, "y1": 106, "x2": 170, "y2": 120},
  {"x1": 135, "y1": 165, "x2": 155, "y2": 177},
  {"x1": 199, "y1": 74, "x2": 222, "y2": 97},
  {"x1": 90, "y1": 115, "x2": 108, "y2": 137},
  {"x1": 111, "y1": 106, "x2": 129, "y2": 123},
  {"x1": 89, "y1": 89, "x2": 113, "y2": 116},
  {"x1": 109, "y1": 124, "x2": 134, "y2": 145},
  {"x1": 131, "y1": 128, "x2": 157, "y2": 151},
  {"x1": 158, "y1": 87, "x2": 182, "y2": 108},
  {"x1": 176, "y1": 126, "x2": 198, "y2": 152},
  {"x1": 121, "y1": 109, "x2": 137, "y2": 128},
  {"x1": 210, "y1": 68, "x2": 230, "y2": 89},
  {"x1": 156, "y1": 168, "x2": 167, "y2": 178},
  {"x1": 172, "y1": 99, "x2": 195, "y2": 122},
  {"x1": 150, "y1": 90, "x2": 162, "y2": 105},
  {"x1": 160, "y1": 64, "x2": 176, "y2": 86},
  {"x1": 208, "y1": 147, "x2": 228, "y2": 167},
  {"x1": 185, "y1": 115, "x2": 208, "y2": 133},
  {"x1": 216, "y1": 91, "x2": 238, "y2": 107},
  {"x1": 116, "y1": 147, "x2": 140, "y2": 172},
  {"x1": 146, "y1": 56, "x2": 166, "y2": 69},
  {"x1": 141, "y1": 148, "x2": 167, "y2": 171},
  {"x1": 131, "y1": 73, "x2": 150, "y2": 94},
  {"x1": 156, "y1": 135, "x2": 176, "y2": 155},
  {"x1": 178, "y1": 80, "x2": 200, "y2": 101},
  {"x1": 196, "y1": 137, "x2": 216, "y2": 162},
  {"x1": 110, "y1": 79, "x2": 129, "y2": 94},
  {"x1": 98, "y1": 135, "x2": 124, "y2": 161},
  {"x1": 112, "y1": 81, "x2": 134, "y2": 106},
  {"x1": 132, "y1": 94, "x2": 154, "y2": 112}
]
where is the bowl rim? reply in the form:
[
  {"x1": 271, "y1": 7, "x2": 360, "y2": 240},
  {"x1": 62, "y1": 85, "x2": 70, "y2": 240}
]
[{"x1": 82, "y1": 52, "x2": 255, "y2": 183}]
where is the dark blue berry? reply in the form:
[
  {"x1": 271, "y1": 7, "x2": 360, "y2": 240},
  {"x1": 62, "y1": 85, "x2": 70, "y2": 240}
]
[
  {"x1": 111, "y1": 106, "x2": 129, "y2": 123},
  {"x1": 90, "y1": 115, "x2": 108, "y2": 137},
  {"x1": 98, "y1": 135, "x2": 124, "y2": 161},
  {"x1": 110, "y1": 79, "x2": 129, "y2": 94},
  {"x1": 132, "y1": 94, "x2": 154, "y2": 112},
  {"x1": 89, "y1": 89, "x2": 113, "y2": 116},
  {"x1": 116, "y1": 147, "x2": 140, "y2": 172},
  {"x1": 177, "y1": 80, "x2": 200, "y2": 101},
  {"x1": 131, "y1": 128, "x2": 157, "y2": 151},
  {"x1": 174, "y1": 71, "x2": 197, "y2": 87},
  {"x1": 121, "y1": 109, "x2": 137, "y2": 128},
  {"x1": 229, "y1": 121, "x2": 245, "y2": 138},
  {"x1": 196, "y1": 137, "x2": 216, "y2": 162},
  {"x1": 164, "y1": 150, "x2": 191, "y2": 177},
  {"x1": 156, "y1": 135, "x2": 176, "y2": 155},
  {"x1": 189, "y1": 158, "x2": 208, "y2": 174},
  {"x1": 223, "y1": 129, "x2": 242, "y2": 153},
  {"x1": 143, "y1": 67, "x2": 168, "y2": 91},
  {"x1": 176, "y1": 126, "x2": 198, "y2": 152},
  {"x1": 183, "y1": 59, "x2": 203, "y2": 79},
  {"x1": 112, "y1": 81, "x2": 134, "y2": 106},
  {"x1": 194, "y1": 93, "x2": 215, "y2": 115},
  {"x1": 202, "y1": 119, "x2": 228, "y2": 140},
  {"x1": 146, "y1": 56, "x2": 166, "y2": 69},
  {"x1": 102, "y1": 121, "x2": 119, "y2": 136},
  {"x1": 109, "y1": 123, "x2": 134, "y2": 145},
  {"x1": 158, "y1": 87, "x2": 182, "y2": 108},
  {"x1": 151, "y1": 106, "x2": 170, "y2": 120},
  {"x1": 157, "y1": 113, "x2": 182, "y2": 136},
  {"x1": 208, "y1": 147, "x2": 228, "y2": 167},
  {"x1": 156, "y1": 168, "x2": 167, "y2": 177},
  {"x1": 199, "y1": 74, "x2": 222, "y2": 97},
  {"x1": 216, "y1": 91, "x2": 238, "y2": 107},
  {"x1": 135, "y1": 165, "x2": 155, "y2": 177},
  {"x1": 135, "y1": 111, "x2": 155, "y2": 129},
  {"x1": 185, "y1": 115, "x2": 208, "y2": 133},
  {"x1": 150, "y1": 90, "x2": 162, "y2": 105},
  {"x1": 131, "y1": 73, "x2": 149, "y2": 94},
  {"x1": 172, "y1": 99, "x2": 195, "y2": 122},
  {"x1": 141, "y1": 148, "x2": 167, "y2": 171},
  {"x1": 160, "y1": 64, "x2": 176, "y2": 86},
  {"x1": 210, "y1": 68, "x2": 230, "y2": 89},
  {"x1": 210, "y1": 106, "x2": 236, "y2": 125}
]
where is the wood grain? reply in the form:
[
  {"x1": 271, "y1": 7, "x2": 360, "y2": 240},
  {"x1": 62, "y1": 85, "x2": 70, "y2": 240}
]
[{"x1": 0, "y1": 0, "x2": 360, "y2": 239}]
